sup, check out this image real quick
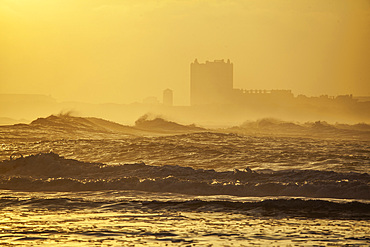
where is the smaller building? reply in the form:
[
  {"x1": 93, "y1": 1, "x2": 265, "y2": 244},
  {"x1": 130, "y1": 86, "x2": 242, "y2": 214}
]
[{"x1": 163, "y1": 89, "x2": 173, "y2": 106}]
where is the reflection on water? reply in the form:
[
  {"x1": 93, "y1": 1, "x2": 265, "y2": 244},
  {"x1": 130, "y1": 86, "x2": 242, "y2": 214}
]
[{"x1": 1, "y1": 191, "x2": 369, "y2": 246}]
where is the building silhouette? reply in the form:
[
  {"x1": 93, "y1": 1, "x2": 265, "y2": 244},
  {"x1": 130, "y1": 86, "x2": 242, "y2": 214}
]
[
  {"x1": 163, "y1": 88, "x2": 173, "y2": 106},
  {"x1": 190, "y1": 59, "x2": 233, "y2": 106},
  {"x1": 190, "y1": 59, "x2": 294, "y2": 106}
]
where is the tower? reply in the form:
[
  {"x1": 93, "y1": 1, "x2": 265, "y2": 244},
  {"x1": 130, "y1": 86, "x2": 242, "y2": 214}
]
[
  {"x1": 190, "y1": 59, "x2": 233, "y2": 106},
  {"x1": 163, "y1": 88, "x2": 173, "y2": 106}
]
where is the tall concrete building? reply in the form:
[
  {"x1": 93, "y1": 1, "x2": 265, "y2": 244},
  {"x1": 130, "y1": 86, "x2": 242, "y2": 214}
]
[{"x1": 190, "y1": 59, "x2": 233, "y2": 106}]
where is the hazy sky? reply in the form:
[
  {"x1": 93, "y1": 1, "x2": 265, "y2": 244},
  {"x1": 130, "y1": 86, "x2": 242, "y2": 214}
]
[{"x1": 1, "y1": 0, "x2": 369, "y2": 105}]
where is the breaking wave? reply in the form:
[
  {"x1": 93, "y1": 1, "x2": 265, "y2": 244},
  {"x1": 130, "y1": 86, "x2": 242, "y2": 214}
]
[
  {"x1": 1, "y1": 153, "x2": 368, "y2": 200},
  {"x1": 236, "y1": 118, "x2": 370, "y2": 140},
  {"x1": 0, "y1": 193, "x2": 369, "y2": 220},
  {"x1": 135, "y1": 114, "x2": 204, "y2": 132}
]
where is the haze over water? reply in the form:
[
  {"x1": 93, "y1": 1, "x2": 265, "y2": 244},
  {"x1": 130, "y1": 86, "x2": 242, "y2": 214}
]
[
  {"x1": 1, "y1": 0, "x2": 370, "y2": 246},
  {"x1": 1, "y1": 0, "x2": 370, "y2": 105}
]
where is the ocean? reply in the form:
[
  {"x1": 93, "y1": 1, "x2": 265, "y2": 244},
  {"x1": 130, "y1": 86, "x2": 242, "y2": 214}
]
[{"x1": 0, "y1": 115, "x2": 369, "y2": 246}]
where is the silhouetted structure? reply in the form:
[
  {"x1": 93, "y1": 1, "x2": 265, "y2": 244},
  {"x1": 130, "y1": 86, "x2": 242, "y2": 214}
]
[
  {"x1": 233, "y1": 88, "x2": 294, "y2": 104},
  {"x1": 190, "y1": 59, "x2": 295, "y2": 106},
  {"x1": 163, "y1": 89, "x2": 173, "y2": 106},
  {"x1": 190, "y1": 59, "x2": 233, "y2": 106}
]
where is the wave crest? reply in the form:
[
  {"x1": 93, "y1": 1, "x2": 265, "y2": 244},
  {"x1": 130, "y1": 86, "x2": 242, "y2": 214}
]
[{"x1": 0, "y1": 153, "x2": 368, "y2": 200}]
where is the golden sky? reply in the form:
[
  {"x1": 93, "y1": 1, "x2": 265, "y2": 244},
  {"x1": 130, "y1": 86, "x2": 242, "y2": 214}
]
[{"x1": 1, "y1": 0, "x2": 369, "y2": 105}]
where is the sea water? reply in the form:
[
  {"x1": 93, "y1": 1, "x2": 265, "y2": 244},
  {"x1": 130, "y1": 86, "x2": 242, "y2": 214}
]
[{"x1": 0, "y1": 132, "x2": 369, "y2": 246}]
